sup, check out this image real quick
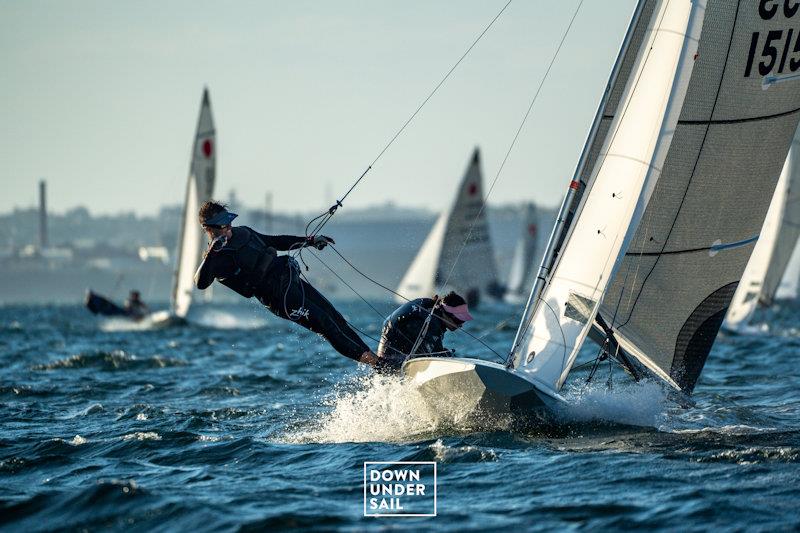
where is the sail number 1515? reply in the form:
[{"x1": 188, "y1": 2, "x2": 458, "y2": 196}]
[{"x1": 744, "y1": 1, "x2": 800, "y2": 77}]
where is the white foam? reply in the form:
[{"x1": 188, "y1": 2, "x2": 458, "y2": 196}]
[
  {"x1": 429, "y1": 439, "x2": 498, "y2": 462},
  {"x1": 559, "y1": 379, "x2": 670, "y2": 428},
  {"x1": 121, "y1": 431, "x2": 161, "y2": 441},
  {"x1": 282, "y1": 373, "x2": 439, "y2": 444},
  {"x1": 69, "y1": 435, "x2": 87, "y2": 445},
  {"x1": 99, "y1": 317, "x2": 156, "y2": 332},
  {"x1": 190, "y1": 308, "x2": 268, "y2": 330}
]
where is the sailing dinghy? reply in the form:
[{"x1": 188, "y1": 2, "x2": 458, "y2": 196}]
[
  {"x1": 404, "y1": 0, "x2": 800, "y2": 424},
  {"x1": 504, "y1": 203, "x2": 538, "y2": 304},
  {"x1": 396, "y1": 148, "x2": 501, "y2": 307},
  {"x1": 151, "y1": 88, "x2": 217, "y2": 326}
]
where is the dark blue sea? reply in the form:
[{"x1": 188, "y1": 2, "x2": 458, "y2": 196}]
[{"x1": 2, "y1": 300, "x2": 799, "y2": 531}]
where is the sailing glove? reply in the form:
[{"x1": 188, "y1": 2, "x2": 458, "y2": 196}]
[
  {"x1": 306, "y1": 235, "x2": 335, "y2": 250},
  {"x1": 207, "y1": 235, "x2": 228, "y2": 254}
]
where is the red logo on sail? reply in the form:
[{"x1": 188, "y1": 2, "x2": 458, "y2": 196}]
[
  {"x1": 468, "y1": 183, "x2": 478, "y2": 196},
  {"x1": 528, "y1": 224, "x2": 537, "y2": 237},
  {"x1": 202, "y1": 139, "x2": 213, "y2": 158}
]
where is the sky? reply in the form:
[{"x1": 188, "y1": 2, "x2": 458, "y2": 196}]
[{"x1": 0, "y1": 0, "x2": 638, "y2": 216}]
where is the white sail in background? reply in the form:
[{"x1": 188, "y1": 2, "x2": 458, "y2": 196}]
[
  {"x1": 396, "y1": 210, "x2": 447, "y2": 300},
  {"x1": 776, "y1": 239, "x2": 800, "y2": 300},
  {"x1": 171, "y1": 88, "x2": 216, "y2": 318},
  {"x1": 505, "y1": 203, "x2": 538, "y2": 302},
  {"x1": 724, "y1": 158, "x2": 790, "y2": 330},
  {"x1": 397, "y1": 148, "x2": 499, "y2": 303},
  {"x1": 511, "y1": 0, "x2": 705, "y2": 392},
  {"x1": 761, "y1": 136, "x2": 800, "y2": 305}
]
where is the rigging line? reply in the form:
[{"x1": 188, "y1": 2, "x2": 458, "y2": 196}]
[
  {"x1": 329, "y1": 244, "x2": 409, "y2": 303},
  {"x1": 306, "y1": 0, "x2": 515, "y2": 238},
  {"x1": 305, "y1": 249, "x2": 386, "y2": 320},
  {"x1": 307, "y1": 246, "x2": 500, "y2": 360},
  {"x1": 327, "y1": 245, "x2": 505, "y2": 362},
  {"x1": 440, "y1": 0, "x2": 585, "y2": 291}
]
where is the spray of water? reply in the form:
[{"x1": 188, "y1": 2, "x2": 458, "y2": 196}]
[
  {"x1": 282, "y1": 373, "x2": 441, "y2": 444},
  {"x1": 559, "y1": 378, "x2": 670, "y2": 428},
  {"x1": 99, "y1": 317, "x2": 157, "y2": 332},
  {"x1": 190, "y1": 308, "x2": 268, "y2": 330}
]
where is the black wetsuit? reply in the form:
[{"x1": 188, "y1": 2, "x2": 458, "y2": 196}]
[
  {"x1": 124, "y1": 300, "x2": 149, "y2": 320},
  {"x1": 194, "y1": 227, "x2": 370, "y2": 361},
  {"x1": 376, "y1": 298, "x2": 454, "y2": 369}
]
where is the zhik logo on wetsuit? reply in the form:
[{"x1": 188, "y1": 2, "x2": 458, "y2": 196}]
[{"x1": 289, "y1": 307, "x2": 310, "y2": 320}]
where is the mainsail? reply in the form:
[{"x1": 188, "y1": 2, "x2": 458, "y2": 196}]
[
  {"x1": 171, "y1": 88, "x2": 216, "y2": 318},
  {"x1": 505, "y1": 203, "x2": 539, "y2": 301},
  {"x1": 397, "y1": 148, "x2": 499, "y2": 303},
  {"x1": 595, "y1": 1, "x2": 800, "y2": 393},
  {"x1": 510, "y1": 0, "x2": 706, "y2": 392}
]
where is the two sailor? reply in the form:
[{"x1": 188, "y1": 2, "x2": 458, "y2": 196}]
[{"x1": 193, "y1": 200, "x2": 473, "y2": 372}]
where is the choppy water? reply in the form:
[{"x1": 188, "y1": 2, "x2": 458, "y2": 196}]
[{"x1": 1, "y1": 300, "x2": 799, "y2": 531}]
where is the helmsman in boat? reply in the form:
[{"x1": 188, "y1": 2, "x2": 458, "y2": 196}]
[
  {"x1": 123, "y1": 290, "x2": 149, "y2": 320},
  {"x1": 375, "y1": 292, "x2": 473, "y2": 372},
  {"x1": 193, "y1": 201, "x2": 380, "y2": 367}
]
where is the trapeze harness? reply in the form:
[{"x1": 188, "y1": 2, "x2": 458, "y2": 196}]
[{"x1": 201, "y1": 226, "x2": 370, "y2": 361}]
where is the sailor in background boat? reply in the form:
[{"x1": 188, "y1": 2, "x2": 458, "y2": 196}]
[
  {"x1": 193, "y1": 201, "x2": 380, "y2": 367},
  {"x1": 375, "y1": 292, "x2": 473, "y2": 372},
  {"x1": 123, "y1": 290, "x2": 149, "y2": 320}
]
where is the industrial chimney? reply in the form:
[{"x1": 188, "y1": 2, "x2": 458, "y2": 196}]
[{"x1": 38, "y1": 179, "x2": 47, "y2": 250}]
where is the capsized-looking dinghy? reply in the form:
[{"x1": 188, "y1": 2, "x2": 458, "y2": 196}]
[
  {"x1": 85, "y1": 290, "x2": 132, "y2": 319},
  {"x1": 405, "y1": 0, "x2": 800, "y2": 424}
]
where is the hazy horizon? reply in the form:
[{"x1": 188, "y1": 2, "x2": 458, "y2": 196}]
[{"x1": 2, "y1": 0, "x2": 637, "y2": 217}]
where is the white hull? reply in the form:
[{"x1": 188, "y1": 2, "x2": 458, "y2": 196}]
[
  {"x1": 148, "y1": 310, "x2": 188, "y2": 328},
  {"x1": 401, "y1": 357, "x2": 565, "y2": 426}
]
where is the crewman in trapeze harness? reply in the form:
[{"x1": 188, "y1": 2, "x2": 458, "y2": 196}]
[
  {"x1": 194, "y1": 201, "x2": 380, "y2": 367},
  {"x1": 375, "y1": 291, "x2": 473, "y2": 372}
]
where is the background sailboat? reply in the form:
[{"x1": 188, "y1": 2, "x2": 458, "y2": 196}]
[
  {"x1": 724, "y1": 132, "x2": 799, "y2": 331},
  {"x1": 151, "y1": 88, "x2": 216, "y2": 325},
  {"x1": 504, "y1": 202, "x2": 538, "y2": 303},
  {"x1": 760, "y1": 135, "x2": 800, "y2": 305},
  {"x1": 396, "y1": 147, "x2": 500, "y2": 306},
  {"x1": 406, "y1": 0, "x2": 800, "y2": 422}
]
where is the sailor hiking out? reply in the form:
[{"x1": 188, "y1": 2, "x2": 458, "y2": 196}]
[
  {"x1": 194, "y1": 200, "x2": 380, "y2": 367},
  {"x1": 376, "y1": 291, "x2": 474, "y2": 372}
]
